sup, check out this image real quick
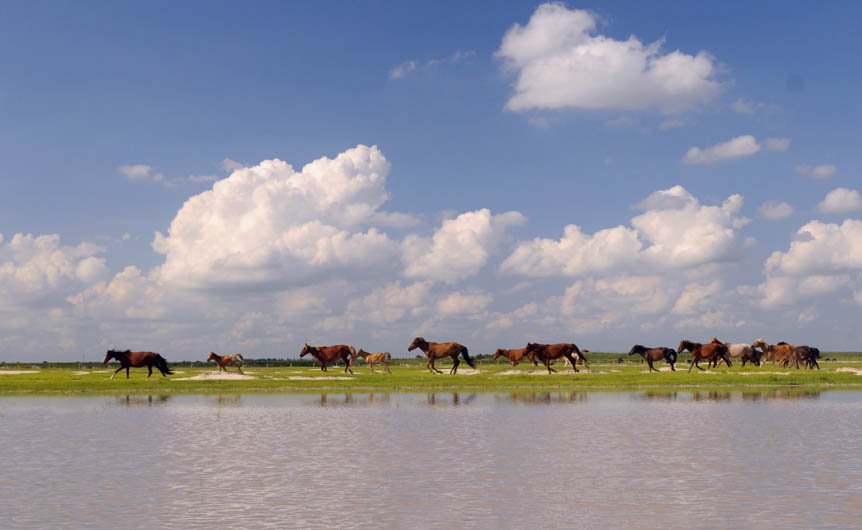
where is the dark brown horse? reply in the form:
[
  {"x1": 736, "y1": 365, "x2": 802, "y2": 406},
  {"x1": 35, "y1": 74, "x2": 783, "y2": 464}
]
[
  {"x1": 628, "y1": 345, "x2": 677, "y2": 372},
  {"x1": 492, "y1": 348, "x2": 537, "y2": 367},
  {"x1": 300, "y1": 344, "x2": 354, "y2": 373},
  {"x1": 794, "y1": 345, "x2": 820, "y2": 370},
  {"x1": 524, "y1": 343, "x2": 588, "y2": 374},
  {"x1": 408, "y1": 337, "x2": 475, "y2": 374},
  {"x1": 677, "y1": 340, "x2": 730, "y2": 373},
  {"x1": 103, "y1": 349, "x2": 173, "y2": 380},
  {"x1": 207, "y1": 352, "x2": 245, "y2": 374}
]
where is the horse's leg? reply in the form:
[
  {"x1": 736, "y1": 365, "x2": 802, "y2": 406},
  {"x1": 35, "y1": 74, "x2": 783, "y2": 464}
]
[
  {"x1": 126, "y1": 366, "x2": 130, "y2": 379},
  {"x1": 321, "y1": 361, "x2": 327, "y2": 372},
  {"x1": 344, "y1": 355, "x2": 353, "y2": 374},
  {"x1": 385, "y1": 361, "x2": 391, "y2": 374},
  {"x1": 688, "y1": 357, "x2": 696, "y2": 373},
  {"x1": 545, "y1": 358, "x2": 556, "y2": 374},
  {"x1": 368, "y1": 361, "x2": 375, "y2": 373},
  {"x1": 647, "y1": 358, "x2": 655, "y2": 372},
  {"x1": 111, "y1": 366, "x2": 123, "y2": 380},
  {"x1": 451, "y1": 355, "x2": 460, "y2": 375},
  {"x1": 564, "y1": 353, "x2": 578, "y2": 373},
  {"x1": 148, "y1": 364, "x2": 153, "y2": 377},
  {"x1": 426, "y1": 358, "x2": 434, "y2": 374},
  {"x1": 430, "y1": 358, "x2": 442, "y2": 374}
]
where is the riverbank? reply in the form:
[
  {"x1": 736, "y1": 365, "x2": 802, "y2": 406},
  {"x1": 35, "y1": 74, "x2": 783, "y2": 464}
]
[{"x1": 3, "y1": 358, "x2": 862, "y2": 394}]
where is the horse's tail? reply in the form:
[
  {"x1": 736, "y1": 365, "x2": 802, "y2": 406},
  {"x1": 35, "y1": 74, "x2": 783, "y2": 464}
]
[
  {"x1": 236, "y1": 353, "x2": 245, "y2": 361},
  {"x1": 384, "y1": 352, "x2": 391, "y2": 362},
  {"x1": 573, "y1": 344, "x2": 589, "y2": 366},
  {"x1": 460, "y1": 346, "x2": 476, "y2": 369},
  {"x1": 155, "y1": 354, "x2": 173, "y2": 375},
  {"x1": 668, "y1": 349, "x2": 678, "y2": 364}
]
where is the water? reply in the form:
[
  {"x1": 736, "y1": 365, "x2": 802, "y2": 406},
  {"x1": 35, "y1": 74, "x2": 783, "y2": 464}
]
[{"x1": 2, "y1": 391, "x2": 861, "y2": 529}]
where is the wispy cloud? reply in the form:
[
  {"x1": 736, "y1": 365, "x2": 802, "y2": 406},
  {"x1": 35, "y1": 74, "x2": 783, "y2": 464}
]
[
  {"x1": 730, "y1": 98, "x2": 778, "y2": 114},
  {"x1": 388, "y1": 50, "x2": 476, "y2": 80},
  {"x1": 796, "y1": 163, "x2": 836, "y2": 179},
  {"x1": 682, "y1": 135, "x2": 790, "y2": 165}
]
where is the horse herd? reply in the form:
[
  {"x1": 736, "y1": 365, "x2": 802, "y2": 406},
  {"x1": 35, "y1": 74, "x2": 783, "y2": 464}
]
[{"x1": 102, "y1": 336, "x2": 822, "y2": 379}]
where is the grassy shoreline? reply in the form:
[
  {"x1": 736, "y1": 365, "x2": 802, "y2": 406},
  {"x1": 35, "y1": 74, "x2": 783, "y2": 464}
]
[{"x1": 2, "y1": 357, "x2": 862, "y2": 395}]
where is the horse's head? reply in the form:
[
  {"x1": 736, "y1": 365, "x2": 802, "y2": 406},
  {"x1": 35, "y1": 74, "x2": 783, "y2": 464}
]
[
  {"x1": 628, "y1": 345, "x2": 643, "y2": 356},
  {"x1": 103, "y1": 350, "x2": 116, "y2": 363},
  {"x1": 752, "y1": 338, "x2": 766, "y2": 351},
  {"x1": 207, "y1": 352, "x2": 217, "y2": 362},
  {"x1": 677, "y1": 340, "x2": 692, "y2": 353},
  {"x1": 408, "y1": 337, "x2": 425, "y2": 351},
  {"x1": 710, "y1": 337, "x2": 724, "y2": 345},
  {"x1": 492, "y1": 349, "x2": 505, "y2": 360},
  {"x1": 300, "y1": 343, "x2": 313, "y2": 357},
  {"x1": 356, "y1": 349, "x2": 368, "y2": 358},
  {"x1": 524, "y1": 343, "x2": 538, "y2": 352}
]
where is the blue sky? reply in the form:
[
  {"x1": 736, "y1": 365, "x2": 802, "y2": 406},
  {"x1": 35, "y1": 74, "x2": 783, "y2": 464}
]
[{"x1": 1, "y1": 1, "x2": 861, "y2": 361}]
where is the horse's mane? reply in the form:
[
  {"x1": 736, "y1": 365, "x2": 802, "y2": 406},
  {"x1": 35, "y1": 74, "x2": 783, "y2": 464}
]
[
  {"x1": 777, "y1": 341, "x2": 788, "y2": 345},
  {"x1": 108, "y1": 349, "x2": 131, "y2": 354}
]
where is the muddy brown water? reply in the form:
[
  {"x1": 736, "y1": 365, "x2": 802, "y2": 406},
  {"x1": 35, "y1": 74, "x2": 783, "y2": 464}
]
[{"x1": 1, "y1": 391, "x2": 861, "y2": 529}]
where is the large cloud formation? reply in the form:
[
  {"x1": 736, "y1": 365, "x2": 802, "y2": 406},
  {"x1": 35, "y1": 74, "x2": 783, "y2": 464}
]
[
  {"x1": 496, "y1": 3, "x2": 720, "y2": 113},
  {"x1": 501, "y1": 185, "x2": 748, "y2": 277},
  {"x1": 152, "y1": 145, "x2": 405, "y2": 289}
]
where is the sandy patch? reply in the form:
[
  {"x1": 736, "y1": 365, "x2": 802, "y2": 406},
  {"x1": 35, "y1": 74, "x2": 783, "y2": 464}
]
[
  {"x1": 0, "y1": 370, "x2": 39, "y2": 375},
  {"x1": 836, "y1": 367, "x2": 862, "y2": 375},
  {"x1": 286, "y1": 376, "x2": 355, "y2": 381},
  {"x1": 173, "y1": 372, "x2": 255, "y2": 381},
  {"x1": 72, "y1": 371, "x2": 90, "y2": 375},
  {"x1": 694, "y1": 370, "x2": 720, "y2": 374},
  {"x1": 639, "y1": 367, "x2": 677, "y2": 373},
  {"x1": 739, "y1": 371, "x2": 790, "y2": 376}
]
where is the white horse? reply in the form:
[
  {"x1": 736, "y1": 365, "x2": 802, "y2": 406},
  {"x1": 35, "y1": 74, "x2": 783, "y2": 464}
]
[
  {"x1": 709, "y1": 338, "x2": 761, "y2": 367},
  {"x1": 562, "y1": 350, "x2": 590, "y2": 368}
]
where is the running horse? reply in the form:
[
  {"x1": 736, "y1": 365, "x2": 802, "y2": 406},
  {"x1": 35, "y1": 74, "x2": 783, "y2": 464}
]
[
  {"x1": 524, "y1": 343, "x2": 589, "y2": 374},
  {"x1": 300, "y1": 344, "x2": 355, "y2": 373},
  {"x1": 408, "y1": 337, "x2": 475, "y2": 374},
  {"x1": 103, "y1": 349, "x2": 173, "y2": 380},
  {"x1": 677, "y1": 340, "x2": 731, "y2": 373},
  {"x1": 492, "y1": 348, "x2": 537, "y2": 367},
  {"x1": 752, "y1": 339, "x2": 798, "y2": 369},
  {"x1": 628, "y1": 345, "x2": 677, "y2": 372},
  {"x1": 708, "y1": 338, "x2": 762, "y2": 368},
  {"x1": 207, "y1": 352, "x2": 245, "y2": 374},
  {"x1": 353, "y1": 349, "x2": 393, "y2": 374}
]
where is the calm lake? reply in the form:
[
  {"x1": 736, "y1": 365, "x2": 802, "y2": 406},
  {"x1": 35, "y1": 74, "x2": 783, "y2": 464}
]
[{"x1": 2, "y1": 391, "x2": 861, "y2": 529}]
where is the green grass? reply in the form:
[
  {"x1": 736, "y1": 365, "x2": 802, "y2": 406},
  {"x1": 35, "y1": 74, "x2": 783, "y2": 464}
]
[{"x1": 2, "y1": 355, "x2": 862, "y2": 394}]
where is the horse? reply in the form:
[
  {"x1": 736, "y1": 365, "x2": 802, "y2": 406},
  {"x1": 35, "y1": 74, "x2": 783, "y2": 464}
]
[
  {"x1": 103, "y1": 349, "x2": 173, "y2": 380},
  {"x1": 492, "y1": 348, "x2": 537, "y2": 367},
  {"x1": 300, "y1": 344, "x2": 354, "y2": 373},
  {"x1": 677, "y1": 340, "x2": 731, "y2": 373},
  {"x1": 207, "y1": 352, "x2": 245, "y2": 374},
  {"x1": 524, "y1": 343, "x2": 588, "y2": 374},
  {"x1": 628, "y1": 345, "x2": 677, "y2": 372},
  {"x1": 353, "y1": 349, "x2": 392, "y2": 374},
  {"x1": 752, "y1": 339, "x2": 798, "y2": 369},
  {"x1": 794, "y1": 345, "x2": 821, "y2": 370},
  {"x1": 562, "y1": 349, "x2": 590, "y2": 368},
  {"x1": 408, "y1": 337, "x2": 475, "y2": 374},
  {"x1": 708, "y1": 338, "x2": 762, "y2": 368}
]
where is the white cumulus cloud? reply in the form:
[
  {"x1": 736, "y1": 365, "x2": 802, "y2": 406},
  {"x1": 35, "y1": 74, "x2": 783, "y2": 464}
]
[
  {"x1": 817, "y1": 187, "x2": 862, "y2": 213},
  {"x1": 496, "y1": 3, "x2": 721, "y2": 113},
  {"x1": 797, "y1": 164, "x2": 837, "y2": 179}
]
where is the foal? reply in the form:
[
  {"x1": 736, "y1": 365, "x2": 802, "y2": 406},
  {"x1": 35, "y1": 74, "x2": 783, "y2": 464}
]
[
  {"x1": 353, "y1": 349, "x2": 392, "y2": 374},
  {"x1": 207, "y1": 352, "x2": 245, "y2": 374}
]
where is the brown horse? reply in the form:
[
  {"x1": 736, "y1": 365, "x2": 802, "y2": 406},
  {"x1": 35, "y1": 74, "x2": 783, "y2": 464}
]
[
  {"x1": 207, "y1": 352, "x2": 245, "y2": 374},
  {"x1": 408, "y1": 337, "x2": 475, "y2": 374},
  {"x1": 524, "y1": 343, "x2": 588, "y2": 374},
  {"x1": 752, "y1": 339, "x2": 798, "y2": 369},
  {"x1": 492, "y1": 348, "x2": 537, "y2": 367},
  {"x1": 708, "y1": 338, "x2": 761, "y2": 368},
  {"x1": 677, "y1": 340, "x2": 730, "y2": 373},
  {"x1": 300, "y1": 344, "x2": 354, "y2": 373},
  {"x1": 628, "y1": 345, "x2": 677, "y2": 372},
  {"x1": 103, "y1": 349, "x2": 173, "y2": 380},
  {"x1": 353, "y1": 349, "x2": 392, "y2": 374},
  {"x1": 795, "y1": 346, "x2": 820, "y2": 370}
]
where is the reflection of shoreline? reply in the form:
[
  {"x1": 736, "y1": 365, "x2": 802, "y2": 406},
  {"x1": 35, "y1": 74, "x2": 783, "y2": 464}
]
[
  {"x1": 494, "y1": 392, "x2": 588, "y2": 405},
  {"x1": 425, "y1": 393, "x2": 478, "y2": 406},
  {"x1": 315, "y1": 393, "x2": 393, "y2": 407},
  {"x1": 113, "y1": 394, "x2": 172, "y2": 407}
]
